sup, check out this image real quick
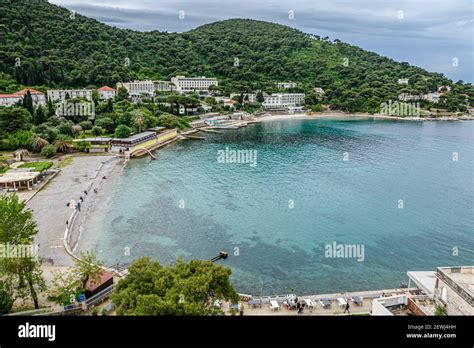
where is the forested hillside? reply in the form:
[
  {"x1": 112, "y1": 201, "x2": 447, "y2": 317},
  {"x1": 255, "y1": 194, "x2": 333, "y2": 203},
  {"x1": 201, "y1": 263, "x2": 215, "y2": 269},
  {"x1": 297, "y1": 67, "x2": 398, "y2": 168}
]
[{"x1": 1, "y1": 0, "x2": 472, "y2": 112}]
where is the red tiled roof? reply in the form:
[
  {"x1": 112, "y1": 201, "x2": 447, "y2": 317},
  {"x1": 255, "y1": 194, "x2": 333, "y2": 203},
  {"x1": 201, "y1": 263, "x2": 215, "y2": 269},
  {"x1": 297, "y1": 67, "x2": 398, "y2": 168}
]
[
  {"x1": 0, "y1": 94, "x2": 22, "y2": 98},
  {"x1": 13, "y1": 88, "x2": 44, "y2": 96},
  {"x1": 98, "y1": 86, "x2": 114, "y2": 91},
  {"x1": 85, "y1": 271, "x2": 114, "y2": 292}
]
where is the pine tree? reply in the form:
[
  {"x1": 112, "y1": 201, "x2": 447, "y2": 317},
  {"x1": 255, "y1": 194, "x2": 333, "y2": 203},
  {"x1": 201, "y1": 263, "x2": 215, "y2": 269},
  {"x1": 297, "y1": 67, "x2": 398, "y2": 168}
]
[{"x1": 23, "y1": 90, "x2": 34, "y2": 116}]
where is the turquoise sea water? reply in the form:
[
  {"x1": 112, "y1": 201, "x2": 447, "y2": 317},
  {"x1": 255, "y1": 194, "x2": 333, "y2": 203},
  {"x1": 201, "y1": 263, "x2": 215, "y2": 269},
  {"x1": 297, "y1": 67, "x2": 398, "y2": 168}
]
[{"x1": 79, "y1": 117, "x2": 474, "y2": 295}]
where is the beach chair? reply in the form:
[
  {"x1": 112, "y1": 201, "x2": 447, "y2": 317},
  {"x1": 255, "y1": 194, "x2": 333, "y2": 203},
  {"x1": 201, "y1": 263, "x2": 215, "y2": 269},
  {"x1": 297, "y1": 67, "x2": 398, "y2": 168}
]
[
  {"x1": 270, "y1": 300, "x2": 280, "y2": 311},
  {"x1": 337, "y1": 297, "x2": 347, "y2": 308},
  {"x1": 319, "y1": 298, "x2": 331, "y2": 308},
  {"x1": 351, "y1": 296, "x2": 363, "y2": 306},
  {"x1": 304, "y1": 298, "x2": 314, "y2": 309}
]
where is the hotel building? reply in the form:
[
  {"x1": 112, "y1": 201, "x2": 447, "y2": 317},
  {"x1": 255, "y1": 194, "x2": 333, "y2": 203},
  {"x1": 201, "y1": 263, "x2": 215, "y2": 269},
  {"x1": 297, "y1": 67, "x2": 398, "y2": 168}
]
[
  {"x1": 116, "y1": 80, "x2": 155, "y2": 97},
  {"x1": 262, "y1": 93, "x2": 306, "y2": 110},
  {"x1": 0, "y1": 88, "x2": 46, "y2": 107},
  {"x1": 170, "y1": 75, "x2": 218, "y2": 93},
  {"x1": 47, "y1": 89, "x2": 92, "y2": 101}
]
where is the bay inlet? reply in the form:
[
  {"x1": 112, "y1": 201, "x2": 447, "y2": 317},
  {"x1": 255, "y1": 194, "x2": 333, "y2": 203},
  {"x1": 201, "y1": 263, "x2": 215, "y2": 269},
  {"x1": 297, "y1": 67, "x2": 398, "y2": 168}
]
[{"x1": 77, "y1": 117, "x2": 474, "y2": 295}]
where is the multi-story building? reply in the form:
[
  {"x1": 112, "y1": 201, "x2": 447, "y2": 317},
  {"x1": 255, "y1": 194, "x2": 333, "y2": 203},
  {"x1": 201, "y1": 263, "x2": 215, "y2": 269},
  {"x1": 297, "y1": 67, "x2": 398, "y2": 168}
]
[
  {"x1": 434, "y1": 266, "x2": 473, "y2": 315},
  {"x1": 170, "y1": 75, "x2": 218, "y2": 93},
  {"x1": 0, "y1": 88, "x2": 46, "y2": 107},
  {"x1": 275, "y1": 81, "x2": 297, "y2": 89},
  {"x1": 116, "y1": 81, "x2": 155, "y2": 98},
  {"x1": 97, "y1": 86, "x2": 116, "y2": 100},
  {"x1": 47, "y1": 89, "x2": 92, "y2": 101},
  {"x1": 262, "y1": 93, "x2": 305, "y2": 110},
  {"x1": 154, "y1": 80, "x2": 176, "y2": 92}
]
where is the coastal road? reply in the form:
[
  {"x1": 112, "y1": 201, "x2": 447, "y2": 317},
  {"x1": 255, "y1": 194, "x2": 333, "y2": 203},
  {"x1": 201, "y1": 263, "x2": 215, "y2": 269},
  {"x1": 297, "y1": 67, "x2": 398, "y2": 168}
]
[{"x1": 28, "y1": 155, "x2": 121, "y2": 266}]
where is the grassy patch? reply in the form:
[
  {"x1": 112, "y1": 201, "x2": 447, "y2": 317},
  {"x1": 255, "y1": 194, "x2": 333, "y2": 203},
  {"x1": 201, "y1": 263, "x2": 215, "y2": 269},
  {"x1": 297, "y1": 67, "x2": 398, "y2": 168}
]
[
  {"x1": 58, "y1": 156, "x2": 74, "y2": 168},
  {"x1": 18, "y1": 161, "x2": 53, "y2": 172},
  {"x1": 0, "y1": 165, "x2": 9, "y2": 174}
]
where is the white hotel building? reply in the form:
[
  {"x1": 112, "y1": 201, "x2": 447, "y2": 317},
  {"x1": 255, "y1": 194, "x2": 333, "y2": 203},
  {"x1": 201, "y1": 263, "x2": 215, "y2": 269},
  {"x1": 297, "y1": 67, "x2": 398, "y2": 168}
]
[
  {"x1": 47, "y1": 89, "x2": 92, "y2": 101},
  {"x1": 0, "y1": 88, "x2": 46, "y2": 107},
  {"x1": 116, "y1": 80, "x2": 155, "y2": 97},
  {"x1": 170, "y1": 75, "x2": 218, "y2": 93},
  {"x1": 262, "y1": 93, "x2": 305, "y2": 110}
]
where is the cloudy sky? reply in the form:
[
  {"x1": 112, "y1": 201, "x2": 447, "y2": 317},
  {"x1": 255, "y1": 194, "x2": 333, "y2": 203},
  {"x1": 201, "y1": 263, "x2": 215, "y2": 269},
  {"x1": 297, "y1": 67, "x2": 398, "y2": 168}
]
[{"x1": 50, "y1": 0, "x2": 473, "y2": 83}]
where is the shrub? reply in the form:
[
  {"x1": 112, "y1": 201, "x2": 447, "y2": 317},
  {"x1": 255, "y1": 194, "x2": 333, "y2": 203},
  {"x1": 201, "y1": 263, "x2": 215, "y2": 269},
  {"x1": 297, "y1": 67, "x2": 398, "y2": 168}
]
[
  {"x1": 40, "y1": 144, "x2": 57, "y2": 158},
  {"x1": 91, "y1": 126, "x2": 103, "y2": 137},
  {"x1": 114, "y1": 125, "x2": 132, "y2": 138},
  {"x1": 79, "y1": 120, "x2": 93, "y2": 130},
  {"x1": 435, "y1": 304, "x2": 446, "y2": 316},
  {"x1": 0, "y1": 282, "x2": 13, "y2": 315}
]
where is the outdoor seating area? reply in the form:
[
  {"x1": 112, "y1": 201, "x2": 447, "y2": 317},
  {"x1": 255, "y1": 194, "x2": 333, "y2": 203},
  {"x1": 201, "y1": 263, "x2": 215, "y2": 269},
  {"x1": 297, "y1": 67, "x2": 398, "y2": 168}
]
[{"x1": 237, "y1": 289, "x2": 408, "y2": 315}]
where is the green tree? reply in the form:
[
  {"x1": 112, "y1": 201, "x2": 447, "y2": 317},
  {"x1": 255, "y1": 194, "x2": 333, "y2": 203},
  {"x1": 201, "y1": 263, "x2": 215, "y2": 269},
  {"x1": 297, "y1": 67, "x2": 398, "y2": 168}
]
[
  {"x1": 80, "y1": 120, "x2": 93, "y2": 130},
  {"x1": 34, "y1": 105, "x2": 46, "y2": 125},
  {"x1": 117, "y1": 87, "x2": 129, "y2": 100},
  {"x1": 75, "y1": 250, "x2": 104, "y2": 291},
  {"x1": 0, "y1": 107, "x2": 31, "y2": 136},
  {"x1": 0, "y1": 281, "x2": 14, "y2": 314},
  {"x1": 157, "y1": 114, "x2": 189, "y2": 130},
  {"x1": 22, "y1": 90, "x2": 34, "y2": 116},
  {"x1": 0, "y1": 195, "x2": 46, "y2": 309},
  {"x1": 114, "y1": 124, "x2": 132, "y2": 138},
  {"x1": 112, "y1": 257, "x2": 239, "y2": 316},
  {"x1": 96, "y1": 117, "x2": 115, "y2": 133},
  {"x1": 91, "y1": 126, "x2": 103, "y2": 137},
  {"x1": 256, "y1": 91, "x2": 264, "y2": 103},
  {"x1": 40, "y1": 144, "x2": 57, "y2": 158}
]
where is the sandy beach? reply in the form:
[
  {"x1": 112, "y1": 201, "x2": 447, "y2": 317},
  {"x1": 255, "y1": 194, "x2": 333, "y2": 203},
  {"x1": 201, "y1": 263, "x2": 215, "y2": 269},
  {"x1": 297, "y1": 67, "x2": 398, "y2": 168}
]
[{"x1": 27, "y1": 155, "x2": 123, "y2": 266}]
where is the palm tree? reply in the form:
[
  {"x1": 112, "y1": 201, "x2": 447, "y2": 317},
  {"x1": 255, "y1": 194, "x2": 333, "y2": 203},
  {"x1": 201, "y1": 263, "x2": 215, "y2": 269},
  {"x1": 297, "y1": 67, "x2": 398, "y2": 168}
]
[
  {"x1": 31, "y1": 136, "x2": 49, "y2": 152},
  {"x1": 55, "y1": 136, "x2": 72, "y2": 153},
  {"x1": 134, "y1": 114, "x2": 144, "y2": 133},
  {"x1": 13, "y1": 149, "x2": 29, "y2": 161}
]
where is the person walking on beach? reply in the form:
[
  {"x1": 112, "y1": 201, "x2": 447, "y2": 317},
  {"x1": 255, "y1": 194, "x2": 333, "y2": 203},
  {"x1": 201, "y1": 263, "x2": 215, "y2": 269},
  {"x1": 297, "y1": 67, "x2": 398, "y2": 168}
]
[
  {"x1": 79, "y1": 196, "x2": 83, "y2": 203},
  {"x1": 76, "y1": 202, "x2": 81, "y2": 211},
  {"x1": 344, "y1": 302, "x2": 350, "y2": 314},
  {"x1": 84, "y1": 190, "x2": 88, "y2": 195}
]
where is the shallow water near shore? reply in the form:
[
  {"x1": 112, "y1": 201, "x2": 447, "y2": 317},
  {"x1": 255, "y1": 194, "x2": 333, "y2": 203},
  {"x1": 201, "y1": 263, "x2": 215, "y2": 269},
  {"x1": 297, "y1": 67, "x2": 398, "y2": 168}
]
[{"x1": 78, "y1": 117, "x2": 474, "y2": 295}]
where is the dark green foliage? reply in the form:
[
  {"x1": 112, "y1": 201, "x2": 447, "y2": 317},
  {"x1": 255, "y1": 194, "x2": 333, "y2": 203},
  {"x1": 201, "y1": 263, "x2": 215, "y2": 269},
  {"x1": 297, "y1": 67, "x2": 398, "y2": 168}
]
[
  {"x1": 0, "y1": 281, "x2": 14, "y2": 314},
  {"x1": 91, "y1": 126, "x2": 102, "y2": 137},
  {"x1": 112, "y1": 257, "x2": 239, "y2": 316},
  {"x1": 0, "y1": 107, "x2": 31, "y2": 136},
  {"x1": 40, "y1": 144, "x2": 56, "y2": 158},
  {"x1": 1, "y1": 0, "x2": 471, "y2": 114},
  {"x1": 157, "y1": 114, "x2": 190, "y2": 130},
  {"x1": 114, "y1": 124, "x2": 132, "y2": 138}
]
